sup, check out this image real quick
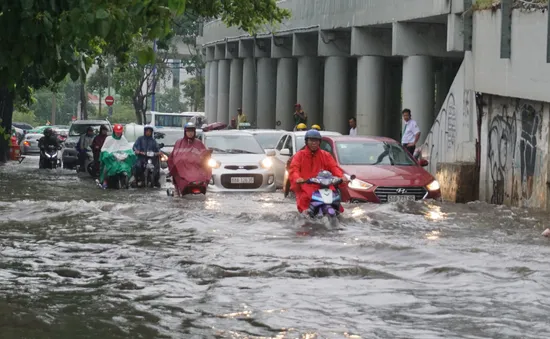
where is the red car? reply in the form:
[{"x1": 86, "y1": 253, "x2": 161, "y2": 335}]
[{"x1": 319, "y1": 136, "x2": 441, "y2": 203}]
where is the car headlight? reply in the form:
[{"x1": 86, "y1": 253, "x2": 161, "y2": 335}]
[
  {"x1": 426, "y1": 180, "x2": 440, "y2": 191},
  {"x1": 208, "y1": 158, "x2": 221, "y2": 168},
  {"x1": 260, "y1": 157, "x2": 273, "y2": 169},
  {"x1": 160, "y1": 153, "x2": 168, "y2": 162},
  {"x1": 345, "y1": 173, "x2": 373, "y2": 190}
]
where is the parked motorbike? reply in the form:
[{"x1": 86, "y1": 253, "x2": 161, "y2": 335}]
[
  {"x1": 300, "y1": 170, "x2": 356, "y2": 227},
  {"x1": 39, "y1": 145, "x2": 61, "y2": 169}
]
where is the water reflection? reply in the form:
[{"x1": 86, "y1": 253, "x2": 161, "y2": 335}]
[{"x1": 1, "y1": 157, "x2": 550, "y2": 338}]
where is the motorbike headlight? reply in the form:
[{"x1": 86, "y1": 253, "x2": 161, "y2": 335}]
[
  {"x1": 260, "y1": 157, "x2": 273, "y2": 169},
  {"x1": 208, "y1": 158, "x2": 221, "y2": 169},
  {"x1": 160, "y1": 153, "x2": 168, "y2": 162},
  {"x1": 345, "y1": 173, "x2": 373, "y2": 190},
  {"x1": 426, "y1": 180, "x2": 440, "y2": 191}
]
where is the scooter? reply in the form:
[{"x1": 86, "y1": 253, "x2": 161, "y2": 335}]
[
  {"x1": 135, "y1": 143, "x2": 164, "y2": 188},
  {"x1": 95, "y1": 152, "x2": 130, "y2": 189},
  {"x1": 39, "y1": 145, "x2": 62, "y2": 169},
  {"x1": 301, "y1": 170, "x2": 356, "y2": 228}
]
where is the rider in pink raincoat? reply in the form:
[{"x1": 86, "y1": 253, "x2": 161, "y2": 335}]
[{"x1": 167, "y1": 123, "x2": 212, "y2": 196}]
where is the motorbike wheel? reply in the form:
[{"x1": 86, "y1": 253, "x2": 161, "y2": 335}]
[{"x1": 144, "y1": 169, "x2": 149, "y2": 188}]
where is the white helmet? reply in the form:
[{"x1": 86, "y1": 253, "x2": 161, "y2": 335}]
[{"x1": 144, "y1": 124, "x2": 154, "y2": 133}]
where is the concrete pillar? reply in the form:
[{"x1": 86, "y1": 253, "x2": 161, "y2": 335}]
[
  {"x1": 216, "y1": 59, "x2": 230, "y2": 124},
  {"x1": 402, "y1": 56, "x2": 434, "y2": 144},
  {"x1": 383, "y1": 61, "x2": 403, "y2": 140},
  {"x1": 242, "y1": 58, "x2": 256, "y2": 123},
  {"x1": 275, "y1": 58, "x2": 297, "y2": 130},
  {"x1": 323, "y1": 57, "x2": 349, "y2": 134},
  {"x1": 204, "y1": 62, "x2": 210, "y2": 119},
  {"x1": 208, "y1": 61, "x2": 218, "y2": 123},
  {"x1": 356, "y1": 56, "x2": 385, "y2": 136},
  {"x1": 228, "y1": 59, "x2": 243, "y2": 123},
  {"x1": 296, "y1": 56, "x2": 320, "y2": 127},
  {"x1": 256, "y1": 58, "x2": 277, "y2": 128}
]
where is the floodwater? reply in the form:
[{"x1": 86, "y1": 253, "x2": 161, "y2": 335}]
[{"x1": 1, "y1": 156, "x2": 550, "y2": 339}]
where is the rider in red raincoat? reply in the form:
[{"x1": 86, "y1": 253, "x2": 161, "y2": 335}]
[
  {"x1": 167, "y1": 123, "x2": 212, "y2": 196},
  {"x1": 288, "y1": 129, "x2": 347, "y2": 214}
]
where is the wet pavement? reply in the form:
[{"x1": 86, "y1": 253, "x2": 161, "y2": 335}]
[{"x1": 1, "y1": 156, "x2": 550, "y2": 339}]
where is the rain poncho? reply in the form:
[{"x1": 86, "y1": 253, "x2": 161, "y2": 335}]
[
  {"x1": 99, "y1": 133, "x2": 137, "y2": 182},
  {"x1": 167, "y1": 135, "x2": 212, "y2": 193}
]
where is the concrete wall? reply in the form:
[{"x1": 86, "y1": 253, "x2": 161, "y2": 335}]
[
  {"x1": 479, "y1": 95, "x2": 550, "y2": 209},
  {"x1": 471, "y1": 9, "x2": 550, "y2": 103},
  {"x1": 420, "y1": 60, "x2": 478, "y2": 174}
]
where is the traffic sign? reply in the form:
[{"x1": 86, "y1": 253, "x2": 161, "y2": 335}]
[{"x1": 105, "y1": 95, "x2": 114, "y2": 106}]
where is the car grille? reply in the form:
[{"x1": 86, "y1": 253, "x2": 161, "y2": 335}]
[
  {"x1": 220, "y1": 174, "x2": 263, "y2": 189},
  {"x1": 374, "y1": 186, "x2": 428, "y2": 203},
  {"x1": 224, "y1": 165, "x2": 258, "y2": 170}
]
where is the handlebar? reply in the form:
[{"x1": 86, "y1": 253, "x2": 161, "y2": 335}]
[{"x1": 298, "y1": 174, "x2": 356, "y2": 186}]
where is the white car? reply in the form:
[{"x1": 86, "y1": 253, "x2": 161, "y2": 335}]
[
  {"x1": 243, "y1": 129, "x2": 287, "y2": 153},
  {"x1": 204, "y1": 130, "x2": 277, "y2": 192},
  {"x1": 271, "y1": 130, "x2": 343, "y2": 187}
]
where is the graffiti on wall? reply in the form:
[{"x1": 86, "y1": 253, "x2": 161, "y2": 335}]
[{"x1": 486, "y1": 99, "x2": 546, "y2": 207}]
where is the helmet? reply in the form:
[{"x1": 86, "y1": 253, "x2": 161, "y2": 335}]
[
  {"x1": 44, "y1": 128, "x2": 53, "y2": 137},
  {"x1": 304, "y1": 129, "x2": 321, "y2": 141},
  {"x1": 296, "y1": 123, "x2": 307, "y2": 131},
  {"x1": 184, "y1": 122, "x2": 196, "y2": 130},
  {"x1": 144, "y1": 124, "x2": 154, "y2": 134},
  {"x1": 311, "y1": 124, "x2": 321, "y2": 131},
  {"x1": 100, "y1": 125, "x2": 109, "y2": 132},
  {"x1": 113, "y1": 124, "x2": 123, "y2": 134}
]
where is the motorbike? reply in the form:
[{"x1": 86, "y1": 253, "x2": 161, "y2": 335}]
[
  {"x1": 39, "y1": 145, "x2": 61, "y2": 169},
  {"x1": 77, "y1": 147, "x2": 100, "y2": 178},
  {"x1": 300, "y1": 170, "x2": 356, "y2": 227},
  {"x1": 135, "y1": 143, "x2": 164, "y2": 188},
  {"x1": 96, "y1": 152, "x2": 131, "y2": 189},
  {"x1": 167, "y1": 148, "x2": 212, "y2": 197}
]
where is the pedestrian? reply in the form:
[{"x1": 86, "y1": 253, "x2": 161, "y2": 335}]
[
  {"x1": 401, "y1": 108, "x2": 421, "y2": 155},
  {"x1": 348, "y1": 117, "x2": 357, "y2": 136},
  {"x1": 293, "y1": 103, "x2": 307, "y2": 129},
  {"x1": 236, "y1": 108, "x2": 247, "y2": 129}
]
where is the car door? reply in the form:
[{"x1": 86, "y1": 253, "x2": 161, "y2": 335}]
[{"x1": 272, "y1": 134, "x2": 289, "y2": 187}]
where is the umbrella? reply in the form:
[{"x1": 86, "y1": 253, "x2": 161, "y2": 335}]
[{"x1": 202, "y1": 122, "x2": 227, "y2": 131}]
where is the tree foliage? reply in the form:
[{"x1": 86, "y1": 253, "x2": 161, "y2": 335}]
[
  {"x1": 182, "y1": 77, "x2": 205, "y2": 111},
  {"x1": 156, "y1": 87, "x2": 187, "y2": 112},
  {"x1": 0, "y1": 0, "x2": 290, "y2": 161}
]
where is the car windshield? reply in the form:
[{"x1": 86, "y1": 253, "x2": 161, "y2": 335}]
[
  {"x1": 205, "y1": 135, "x2": 264, "y2": 154},
  {"x1": 252, "y1": 132, "x2": 284, "y2": 149},
  {"x1": 335, "y1": 141, "x2": 417, "y2": 166},
  {"x1": 296, "y1": 136, "x2": 305, "y2": 149},
  {"x1": 69, "y1": 124, "x2": 109, "y2": 136}
]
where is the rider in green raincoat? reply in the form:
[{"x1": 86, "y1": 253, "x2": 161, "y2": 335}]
[{"x1": 99, "y1": 124, "x2": 137, "y2": 188}]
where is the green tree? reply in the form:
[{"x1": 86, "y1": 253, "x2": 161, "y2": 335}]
[
  {"x1": 182, "y1": 77, "x2": 205, "y2": 111},
  {"x1": 156, "y1": 87, "x2": 187, "y2": 112},
  {"x1": 0, "y1": 0, "x2": 290, "y2": 162},
  {"x1": 12, "y1": 110, "x2": 38, "y2": 127}
]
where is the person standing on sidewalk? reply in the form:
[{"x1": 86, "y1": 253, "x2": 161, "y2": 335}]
[
  {"x1": 401, "y1": 108, "x2": 420, "y2": 155},
  {"x1": 348, "y1": 117, "x2": 357, "y2": 136}
]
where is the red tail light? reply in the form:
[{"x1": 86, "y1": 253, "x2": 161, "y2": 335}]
[{"x1": 192, "y1": 188, "x2": 201, "y2": 194}]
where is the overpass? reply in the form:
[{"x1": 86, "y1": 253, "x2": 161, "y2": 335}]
[{"x1": 198, "y1": 0, "x2": 550, "y2": 210}]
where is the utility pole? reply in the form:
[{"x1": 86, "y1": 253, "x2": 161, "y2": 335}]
[
  {"x1": 151, "y1": 39, "x2": 157, "y2": 111},
  {"x1": 51, "y1": 93, "x2": 56, "y2": 125}
]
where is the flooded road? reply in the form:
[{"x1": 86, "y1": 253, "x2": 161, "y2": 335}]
[{"x1": 1, "y1": 156, "x2": 550, "y2": 338}]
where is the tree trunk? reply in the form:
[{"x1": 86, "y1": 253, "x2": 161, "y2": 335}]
[
  {"x1": 80, "y1": 83, "x2": 87, "y2": 119},
  {"x1": 0, "y1": 87, "x2": 15, "y2": 163},
  {"x1": 133, "y1": 97, "x2": 143, "y2": 125}
]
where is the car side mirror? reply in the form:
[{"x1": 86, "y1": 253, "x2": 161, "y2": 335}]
[
  {"x1": 158, "y1": 143, "x2": 165, "y2": 148},
  {"x1": 265, "y1": 149, "x2": 276, "y2": 157},
  {"x1": 419, "y1": 159, "x2": 429, "y2": 167},
  {"x1": 280, "y1": 148, "x2": 291, "y2": 156}
]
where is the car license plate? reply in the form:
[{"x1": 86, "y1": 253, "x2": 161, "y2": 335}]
[
  {"x1": 231, "y1": 177, "x2": 254, "y2": 184},
  {"x1": 388, "y1": 195, "x2": 415, "y2": 202}
]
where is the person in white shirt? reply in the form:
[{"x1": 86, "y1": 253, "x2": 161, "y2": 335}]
[
  {"x1": 348, "y1": 117, "x2": 357, "y2": 136},
  {"x1": 401, "y1": 108, "x2": 420, "y2": 155}
]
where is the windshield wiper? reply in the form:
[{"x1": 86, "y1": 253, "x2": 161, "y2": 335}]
[
  {"x1": 226, "y1": 149, "x2": 256, "y2": 154},
  {"x1": 208, "y1": 147, "x2": 228, "y2": 153}
]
